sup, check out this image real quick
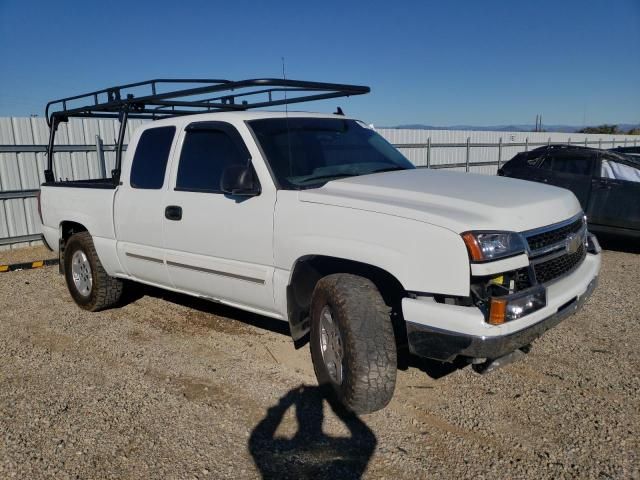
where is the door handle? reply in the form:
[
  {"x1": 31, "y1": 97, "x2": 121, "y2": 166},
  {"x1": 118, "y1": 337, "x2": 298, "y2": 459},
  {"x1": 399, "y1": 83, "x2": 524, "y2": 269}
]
[{"x1": 165, "y1": 205, "x2": 182, "y2": 221}]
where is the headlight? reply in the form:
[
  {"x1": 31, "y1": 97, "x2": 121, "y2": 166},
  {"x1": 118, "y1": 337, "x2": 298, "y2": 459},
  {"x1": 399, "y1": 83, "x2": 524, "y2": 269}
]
[{"x1": 461, "y1": 231, "x2": 525, "y2": 262}]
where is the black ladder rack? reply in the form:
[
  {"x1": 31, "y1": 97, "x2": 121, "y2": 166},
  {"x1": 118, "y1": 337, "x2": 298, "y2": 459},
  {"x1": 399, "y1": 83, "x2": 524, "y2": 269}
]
[{"x1": 44, "y1": 78, "x2": 370, "y2": 183}]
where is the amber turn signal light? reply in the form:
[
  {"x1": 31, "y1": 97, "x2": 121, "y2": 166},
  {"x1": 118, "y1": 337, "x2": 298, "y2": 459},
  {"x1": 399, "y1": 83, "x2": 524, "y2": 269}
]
[
  {"x1": 488, "y1": 298, "x2": 507, "y2": 325},
  {"x1": 462, "y1": 232, "x2": 483, "y2": 262}
]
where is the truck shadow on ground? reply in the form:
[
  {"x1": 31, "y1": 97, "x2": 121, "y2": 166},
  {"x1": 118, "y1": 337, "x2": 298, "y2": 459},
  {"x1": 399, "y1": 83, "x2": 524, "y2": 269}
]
[
  {"x1": 118, "y1": 281, "x2": 291, "y2": 336},
  {"x1": 248, "y1": 384, "x2": 376, "y2": 480}
]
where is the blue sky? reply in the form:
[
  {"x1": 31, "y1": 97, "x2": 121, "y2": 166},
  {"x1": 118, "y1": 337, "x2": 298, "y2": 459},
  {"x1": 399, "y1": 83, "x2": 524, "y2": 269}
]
[{"x1": 1, "y1": 0, "x2": 638, "y2": 126}]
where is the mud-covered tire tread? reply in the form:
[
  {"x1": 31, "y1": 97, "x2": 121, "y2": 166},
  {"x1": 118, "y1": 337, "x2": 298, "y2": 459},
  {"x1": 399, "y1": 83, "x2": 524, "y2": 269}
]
[
  {"x1": 64, "y1": 232, "x2": 123, "y2": 311},
  {"x1": 310, "y1": 273, "x2": 397, "y2": 414}
]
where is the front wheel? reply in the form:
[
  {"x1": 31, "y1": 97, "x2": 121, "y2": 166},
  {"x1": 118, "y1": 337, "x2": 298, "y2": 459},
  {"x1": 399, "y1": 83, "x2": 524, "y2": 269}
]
[
  {"x1": 310, "y1": 274, "x2": 397, "y2": 414},
  {"x1": 64, "y1": 232, "x2": 123, "y2": 311}
]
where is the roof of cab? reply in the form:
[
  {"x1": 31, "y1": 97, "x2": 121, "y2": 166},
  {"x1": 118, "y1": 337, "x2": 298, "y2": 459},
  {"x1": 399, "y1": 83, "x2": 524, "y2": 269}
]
[{"x1": 140, "y1": 110, "x2": 357, "y2": 128}]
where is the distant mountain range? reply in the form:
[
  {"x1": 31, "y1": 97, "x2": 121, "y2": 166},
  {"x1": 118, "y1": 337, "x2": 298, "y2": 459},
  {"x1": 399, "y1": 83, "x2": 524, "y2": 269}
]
[{"x1": 388, "y1": 123, "x2": 640, "y2": 133}]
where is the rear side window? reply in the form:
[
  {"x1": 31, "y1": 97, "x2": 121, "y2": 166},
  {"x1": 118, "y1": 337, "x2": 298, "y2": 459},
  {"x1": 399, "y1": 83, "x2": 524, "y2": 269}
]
[
  {"x1": 176, "y1": 128, "x2": 248, "y2": 192},
  {"x1": 130, "y1": 126, "x2": 176, "y2": 189},
  {"x1": 525, "y1": 154, "x2": 545, "y2": 167},
  {"x1": 505, "y1": 152, "x2": 543, "y2": 169},
  {"x1": 540, "y1": 152, "x2": 593, "y2": 176}
]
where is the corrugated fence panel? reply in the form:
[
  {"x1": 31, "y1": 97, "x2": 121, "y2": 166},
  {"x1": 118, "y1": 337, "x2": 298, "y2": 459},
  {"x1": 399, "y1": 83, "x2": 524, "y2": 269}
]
[
  {"x1": 11, "y1": 118, "x2": 40, "y2": 245},
  {"x1": 81, "y1": 118, "x2": 102, "y2": 179},
  {"x1": 99, "y1": 119, "x2": 118, "y2": 175},
  {"x1": 0, "y1": 117, "x2": 151, "y2": 249},
  {"x1": 0, "y1": 117, "x2": 29, "y2": 249},
  {"x1": 31, "y1": 117, "x2": 50, "y2": 185},
  {"x1": 54, "y1": 121, "x2": 73, "y2": 182},
  {"x1": 68, "y1": 118, "x2": 90, "y2": 181},
  {"x1": 1, "y1": 117, "x2": 639, "y2": 249}
]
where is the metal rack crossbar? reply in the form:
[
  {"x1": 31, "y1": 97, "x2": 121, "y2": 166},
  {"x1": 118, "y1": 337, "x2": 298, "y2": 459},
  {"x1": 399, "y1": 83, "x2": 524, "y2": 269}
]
[
  {"x1": 45, "y1": 78, "x2": 369, "y2": 124},
  {"x1": 43, "y1": 78, "x2": 370, "y2": 183}
]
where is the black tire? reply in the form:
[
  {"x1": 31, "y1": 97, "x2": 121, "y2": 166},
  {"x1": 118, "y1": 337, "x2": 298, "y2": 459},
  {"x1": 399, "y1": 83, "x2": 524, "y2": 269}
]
[
  {"x1": 310, "y1": 273, "x2": 397, "y2": 414},
  {"x1": 64, "y1": 231, "x2": 123, "y2": 311}
]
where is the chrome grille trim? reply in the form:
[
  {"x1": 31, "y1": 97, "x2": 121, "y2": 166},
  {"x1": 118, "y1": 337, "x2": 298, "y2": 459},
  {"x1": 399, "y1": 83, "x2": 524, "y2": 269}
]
[
  {"x1": 522, "y1": 212, "x2": 586, "y2": 258},
  {"x1": 521, "y1": 213, "x2": 588, "y2": 285},
  {"x1": 528, "y1": 225, "x2": 588, "y2": 264}
]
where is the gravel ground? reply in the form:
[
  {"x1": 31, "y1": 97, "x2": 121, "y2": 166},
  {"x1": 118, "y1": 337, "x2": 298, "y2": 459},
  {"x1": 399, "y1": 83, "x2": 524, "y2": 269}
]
[{"x1": 0, "y1": 249, "x2": 638, "y2": 479}]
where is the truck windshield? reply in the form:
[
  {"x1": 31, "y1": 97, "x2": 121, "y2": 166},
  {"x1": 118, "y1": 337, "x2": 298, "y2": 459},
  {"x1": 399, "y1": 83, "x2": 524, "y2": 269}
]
[{"x1": 248, "y1": 118, "x2": 414, "y2": 189}]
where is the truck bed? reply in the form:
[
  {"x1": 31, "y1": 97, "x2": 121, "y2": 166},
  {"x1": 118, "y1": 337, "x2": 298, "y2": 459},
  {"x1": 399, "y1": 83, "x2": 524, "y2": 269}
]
[{"x1": 40, "y1": 182, "x2": 118, "y2": 256}]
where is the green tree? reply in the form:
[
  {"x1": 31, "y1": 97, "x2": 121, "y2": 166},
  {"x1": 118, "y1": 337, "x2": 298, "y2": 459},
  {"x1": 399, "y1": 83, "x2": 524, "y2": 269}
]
[{"x1": 577, "y1": 124, "x2": 620, "y2": 134}]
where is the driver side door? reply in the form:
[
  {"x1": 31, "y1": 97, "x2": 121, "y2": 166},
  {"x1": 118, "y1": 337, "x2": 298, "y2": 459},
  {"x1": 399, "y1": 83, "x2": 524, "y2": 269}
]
[{"x1": 161, "y1": 121, "x2": 279, "y2": 315}]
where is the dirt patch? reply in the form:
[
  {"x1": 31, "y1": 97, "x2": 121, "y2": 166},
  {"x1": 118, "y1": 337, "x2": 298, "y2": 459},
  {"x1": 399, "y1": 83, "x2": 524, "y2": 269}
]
[{"x1": 0, "y1": 245, "x2": 57, "y2": 265}]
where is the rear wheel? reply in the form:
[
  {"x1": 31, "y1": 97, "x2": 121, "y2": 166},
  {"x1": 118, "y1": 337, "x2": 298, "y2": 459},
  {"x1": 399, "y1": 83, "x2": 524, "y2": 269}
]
[
  {"x1": 64, "y1": 232, "x2": 123, "y2": 311},
  {"x1": 310, "y1": 274, "x2": 397, "y2": 414}
]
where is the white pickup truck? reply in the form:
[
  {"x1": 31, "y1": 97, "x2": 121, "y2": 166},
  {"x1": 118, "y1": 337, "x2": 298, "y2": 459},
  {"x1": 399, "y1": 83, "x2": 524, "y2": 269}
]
[{"x1": 39, "y1": 79, "x2": 601, "y2": 413}]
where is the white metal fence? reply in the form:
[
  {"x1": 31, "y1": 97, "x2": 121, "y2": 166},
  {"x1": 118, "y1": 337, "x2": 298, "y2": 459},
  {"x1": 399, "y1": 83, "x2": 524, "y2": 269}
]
[
  {"x1": 378, "y1": 128, "x2": 639, "y2": 175},
  {"x1": 0, "y1": 117, "x2": 637, "y2": 249}
]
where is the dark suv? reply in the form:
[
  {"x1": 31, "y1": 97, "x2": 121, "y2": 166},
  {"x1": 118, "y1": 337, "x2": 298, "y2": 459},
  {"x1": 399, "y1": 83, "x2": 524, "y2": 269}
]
[{"x1": 499, "y1": 145, "x2": 640, "y2": 239}]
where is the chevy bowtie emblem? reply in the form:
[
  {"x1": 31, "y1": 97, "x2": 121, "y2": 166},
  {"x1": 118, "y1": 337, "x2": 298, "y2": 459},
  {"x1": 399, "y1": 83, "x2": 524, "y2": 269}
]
[{"x1": 565, "y1": 233, "x2": 582, "y2": 255}]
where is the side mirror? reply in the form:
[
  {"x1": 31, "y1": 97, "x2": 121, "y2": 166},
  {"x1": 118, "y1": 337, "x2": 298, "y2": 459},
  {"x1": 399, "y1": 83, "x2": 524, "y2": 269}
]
[{"x1": 220, "y1": 164, "x2": 260, "y2": 196}]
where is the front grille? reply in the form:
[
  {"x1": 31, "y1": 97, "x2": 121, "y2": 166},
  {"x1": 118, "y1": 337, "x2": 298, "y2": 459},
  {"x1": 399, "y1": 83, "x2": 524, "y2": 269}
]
[
  {"x1": 533, "y1": 244, "x2": 586, "y2": 284},
  {"x1": 526, "y1": 217, "x2": 584, "y2": 252}
]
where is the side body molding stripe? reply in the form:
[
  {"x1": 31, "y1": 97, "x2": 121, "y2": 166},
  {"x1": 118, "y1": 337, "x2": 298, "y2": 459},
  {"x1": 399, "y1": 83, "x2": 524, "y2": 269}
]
[
  {"x1": 166, "y1": 260, "x2": 266, "y2": 285},
  {"x1": 125, "y1": 252, "x2": 164, "y2": 264},
  {"x1": 125, "y1": 252, "x2": 266, "y2": 284}
]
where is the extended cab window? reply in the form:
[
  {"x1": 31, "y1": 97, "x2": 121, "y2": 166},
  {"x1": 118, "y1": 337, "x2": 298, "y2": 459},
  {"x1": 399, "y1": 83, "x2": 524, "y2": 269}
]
[
  {"x1": 176, "y1": 127, "x2": 248, "y2": 192},
  {"x1": 130, "y1": 126, "x2": 176, "y2": 189}
]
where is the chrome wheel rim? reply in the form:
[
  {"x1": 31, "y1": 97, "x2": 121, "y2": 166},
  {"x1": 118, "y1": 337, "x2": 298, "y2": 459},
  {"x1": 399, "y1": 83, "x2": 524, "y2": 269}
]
[
  {"x1": 319, "y1": 306, "x2": 344, "y2": 385},
  {"x1": 71, "y1": 250, "x2": 92, "y2": 297}
]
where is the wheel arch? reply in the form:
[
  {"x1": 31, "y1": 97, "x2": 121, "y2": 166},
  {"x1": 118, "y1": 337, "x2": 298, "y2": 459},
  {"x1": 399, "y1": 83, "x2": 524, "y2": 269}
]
[
  {"x1": 57, "y1": 221, "x2": 89, "y2": 274},
  {"x1": 286, "y1": 255, "x2": 407, "y2": 346},
  {"x1": 60, "y1": 220, "x2": 89, "y2": 244}
]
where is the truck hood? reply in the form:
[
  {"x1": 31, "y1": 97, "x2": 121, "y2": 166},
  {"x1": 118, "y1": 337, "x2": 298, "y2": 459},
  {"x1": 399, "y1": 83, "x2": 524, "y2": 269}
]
[{"x1": 298, "y1": 169, "x2": 582, "y2": 233}]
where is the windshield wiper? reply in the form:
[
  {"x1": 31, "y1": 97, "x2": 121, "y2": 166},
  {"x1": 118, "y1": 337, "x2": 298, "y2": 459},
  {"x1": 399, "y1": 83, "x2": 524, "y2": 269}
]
[
  {"x1": 299, "y1": 166, "x2": 408, "y2": 186},
  {"x1": 297, "y1": 173, "x2": 357, "y2": 185},
  {"x1": 366, "y1": 166, "x2": 407, "y2": 175}
]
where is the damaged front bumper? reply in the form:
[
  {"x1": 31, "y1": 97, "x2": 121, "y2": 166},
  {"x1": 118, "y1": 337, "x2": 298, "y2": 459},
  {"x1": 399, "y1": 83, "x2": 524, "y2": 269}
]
[{"x1": 403, "y1": 252, "x2": 600, "y2": 363}]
